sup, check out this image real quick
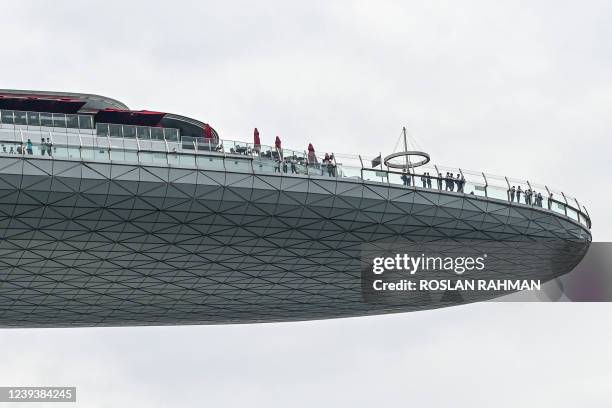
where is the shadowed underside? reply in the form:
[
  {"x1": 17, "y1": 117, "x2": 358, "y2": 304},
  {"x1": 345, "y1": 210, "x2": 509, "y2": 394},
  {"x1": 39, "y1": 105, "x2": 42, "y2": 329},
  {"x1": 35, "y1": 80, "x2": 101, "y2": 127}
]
[{"x1": 0, "y1": 157, "x2": 591, "y2": 327}]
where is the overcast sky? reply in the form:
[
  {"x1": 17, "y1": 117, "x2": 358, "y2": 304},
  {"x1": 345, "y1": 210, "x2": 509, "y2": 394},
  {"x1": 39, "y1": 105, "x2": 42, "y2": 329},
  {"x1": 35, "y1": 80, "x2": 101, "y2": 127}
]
[{"x1": 0, "y1": 1, "x2": 611, "y2": 407}]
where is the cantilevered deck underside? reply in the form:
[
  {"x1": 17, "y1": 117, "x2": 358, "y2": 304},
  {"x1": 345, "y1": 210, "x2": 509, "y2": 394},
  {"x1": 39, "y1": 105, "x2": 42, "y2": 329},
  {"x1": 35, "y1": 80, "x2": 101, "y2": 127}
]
[{"x1": 0, "y1": 157, "x2": 591, "y2": 327}]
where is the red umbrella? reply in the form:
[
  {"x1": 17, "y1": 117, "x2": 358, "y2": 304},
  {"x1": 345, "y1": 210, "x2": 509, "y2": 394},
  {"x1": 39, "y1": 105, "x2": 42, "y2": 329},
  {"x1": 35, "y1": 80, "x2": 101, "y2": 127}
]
[
  {"x1": 254, "y1": 128, "x2": 261, "y2": 145},
  {"x1": 275, "y1": 136, "x2": 281, "y2": 149},
  {"x1": 307, "y1": 143, "x2": 316, "y2": 163},
  {"x1": 203, "y1": 124, "x2": 213, "y2": 139}
]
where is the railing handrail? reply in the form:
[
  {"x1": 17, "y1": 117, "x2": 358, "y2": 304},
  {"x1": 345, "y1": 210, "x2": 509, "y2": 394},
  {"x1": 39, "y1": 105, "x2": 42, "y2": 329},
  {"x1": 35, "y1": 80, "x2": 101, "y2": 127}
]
[{"x1": 0, "y1": 128, "x2": 591, "y2": 230}]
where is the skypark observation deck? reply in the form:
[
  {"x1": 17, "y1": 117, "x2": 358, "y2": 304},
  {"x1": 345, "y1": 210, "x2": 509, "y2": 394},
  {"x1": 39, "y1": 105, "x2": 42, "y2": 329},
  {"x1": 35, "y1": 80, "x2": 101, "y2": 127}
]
[
  {"x1": 0, "y1": 108, "x2": 591, "y2": 230},
  {"x1": 0, "y1": 103, "x2": 592, "y2": 327}
]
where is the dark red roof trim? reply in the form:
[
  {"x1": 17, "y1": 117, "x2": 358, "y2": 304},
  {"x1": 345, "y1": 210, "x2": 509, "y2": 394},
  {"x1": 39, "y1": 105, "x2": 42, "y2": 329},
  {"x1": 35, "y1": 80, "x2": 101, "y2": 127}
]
[
  {"x1": 0, "y1": 95, "x2": 86, "y2": 114},
  {"x1": 94, "y1": 109, "x2": 166, "y2": 127}
]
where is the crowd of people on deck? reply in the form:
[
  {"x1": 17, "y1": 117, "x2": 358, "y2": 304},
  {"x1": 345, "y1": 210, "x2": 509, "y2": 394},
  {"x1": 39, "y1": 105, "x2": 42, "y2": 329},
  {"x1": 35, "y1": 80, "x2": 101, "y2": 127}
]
[
  {"x1": 1, "y1": 138, "x2": 53, "y2": 156},
  {"x1": 401, "y1": 171, "x2": 465, "y2": 193},
  {"x1": 207, "y1": 127, "x2": 562, "y2": 211},
  {"x1": 240, "y1": 129, "x2": 566, "y2": 213},
  {"x1": 271, "y1": 151, "x2": 336, "y2": 176},
  {"x1": 508, "y1": 185, "x2": 548, "y2": 208},
  {"x1": 396, "y1": 170, "x2": 556, "y2": 209},
  {"x1": 0, "y1": 127, "x2": 563, "y2": 213},
  {"x1": 247, "y1": 129, "x2": 338, "y2": 177}
]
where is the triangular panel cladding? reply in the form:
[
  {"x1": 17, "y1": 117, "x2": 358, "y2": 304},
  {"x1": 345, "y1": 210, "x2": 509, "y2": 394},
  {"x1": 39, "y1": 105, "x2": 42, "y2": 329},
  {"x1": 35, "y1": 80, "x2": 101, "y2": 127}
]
[{"x1": 0, "y1": 158, "x2": 591, "y2": 327}]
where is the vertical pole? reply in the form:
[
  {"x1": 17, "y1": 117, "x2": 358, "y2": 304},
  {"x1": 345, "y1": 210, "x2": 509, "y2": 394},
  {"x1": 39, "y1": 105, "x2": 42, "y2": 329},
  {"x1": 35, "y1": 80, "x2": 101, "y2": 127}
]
[
  {"x1": 193, "y1": 141, "x2": 197, "y2": 167},
  {"x1": 19, "y1": 129, "x2": 24, "y2": 157},
  {"x1": 331, "y1": 152, "x2": 337, "y2": 178},
  {"x1": 582, "y1": 206, "x2": 591, "y2": 229},
  {"x1": 434, "y1": 165, "x2": 440, "y2": 190},
  {"x1": 569, "y1": 198, "x2": 580, "y2": 219},
  {"x1": 384, "y1": 163, "x2": 390, "y2": 184},
  {"x1": 77, "y1": 131, "x2": 83, "y2": 161},
  {"x1": 160, "y1": 137, "x2": 166, "y2": 166},
  {"x1": 481, "y1": 172, "x2": 488, "y2": 197},
  {"x1": 360, "y1": 153, "x2": 364, "y2": 181},
  {"x1": 545, "y1": 185, "x2": 552, "y2": 210},
  {"x1": 49, "y1": 131, "x2": 54, "y2": 158},
  {"x1": 107, "y1": 134, "x2": 111, "y2": 161},
  {"x1": 504, "y1": 176, "x2": 511, "y2": 201},
  {"x1": 403, "y1": 126, "x2": 408, "y2": 169}
]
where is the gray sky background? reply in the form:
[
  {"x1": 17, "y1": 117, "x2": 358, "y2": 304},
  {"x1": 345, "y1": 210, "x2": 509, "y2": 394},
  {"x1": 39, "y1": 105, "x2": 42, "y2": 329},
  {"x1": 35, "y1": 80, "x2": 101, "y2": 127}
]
[{"x1": 0, "y1": 1, "x2": 611, "y2": 407}]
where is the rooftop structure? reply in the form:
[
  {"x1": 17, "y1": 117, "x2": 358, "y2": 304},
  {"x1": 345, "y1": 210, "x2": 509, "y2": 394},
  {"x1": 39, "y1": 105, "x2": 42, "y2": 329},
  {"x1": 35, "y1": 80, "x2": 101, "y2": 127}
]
[{"x1": 0, "y1": 90, "x2": 592, "y2": 327}]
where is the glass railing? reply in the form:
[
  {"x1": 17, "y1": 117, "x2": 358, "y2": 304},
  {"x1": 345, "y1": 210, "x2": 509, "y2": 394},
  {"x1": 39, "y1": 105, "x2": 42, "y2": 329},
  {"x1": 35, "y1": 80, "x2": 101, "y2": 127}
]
[
  {"x1": 0, "y1": 109, "x2": 94, "y2": 131},
  {"x1": 96, "y1": 123, "x2": 180, "y2": 142},
  {"x1": 0, "y1": 128, "x2": 591, "y2": 230}
]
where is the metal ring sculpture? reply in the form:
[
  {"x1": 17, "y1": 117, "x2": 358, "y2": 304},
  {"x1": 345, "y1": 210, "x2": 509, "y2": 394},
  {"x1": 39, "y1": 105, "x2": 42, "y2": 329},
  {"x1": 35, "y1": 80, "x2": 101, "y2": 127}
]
[{"x1": 383, "y1": 151, "x2": 430, "y2": 169}]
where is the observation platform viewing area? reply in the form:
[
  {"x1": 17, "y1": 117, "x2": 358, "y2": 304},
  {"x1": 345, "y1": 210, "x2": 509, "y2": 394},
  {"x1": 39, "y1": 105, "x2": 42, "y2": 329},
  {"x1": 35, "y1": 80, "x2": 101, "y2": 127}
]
[{"x1": 0, "y1": 107, "x2": 591, "y2": 231}]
